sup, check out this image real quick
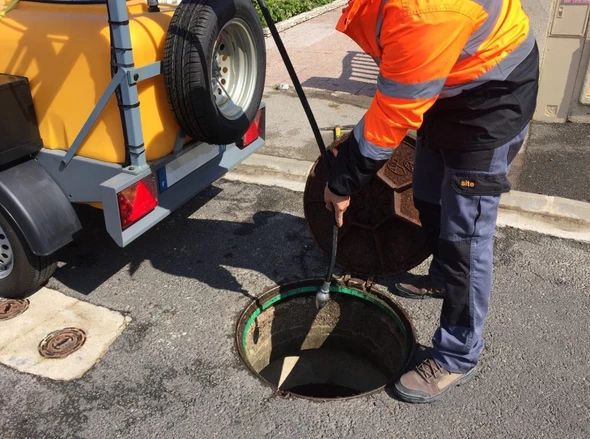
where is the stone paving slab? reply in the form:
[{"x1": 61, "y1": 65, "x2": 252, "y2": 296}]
[{"x1": 0, "y1": 288, "x2": 129, "y2": 381}]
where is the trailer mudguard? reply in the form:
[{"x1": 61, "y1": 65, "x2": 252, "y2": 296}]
[{"x1": 0, "y1": 160, "x2": 81, "y2": 256}]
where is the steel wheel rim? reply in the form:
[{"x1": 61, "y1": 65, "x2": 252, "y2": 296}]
[
  {"x1": 211, "y1": 19, "x2": 258, "y2": 120},
  {"x1": 0, "y1": 225, "x2": 14, "y2": 279}
]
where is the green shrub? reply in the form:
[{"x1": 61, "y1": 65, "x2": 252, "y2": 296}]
[{"x1": 255, "y1": 0, "x2": 334, "y2": 25}]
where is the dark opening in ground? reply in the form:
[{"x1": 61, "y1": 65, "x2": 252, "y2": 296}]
[{"x1": 236, "y1": 280, "x2": 415, "y2": 400}]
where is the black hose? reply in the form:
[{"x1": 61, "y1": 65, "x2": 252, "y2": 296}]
[
  {"x1": 255, "y1": 0, "x2": 338, "y2": 307},
  {"x1": 326, "y1": 223, "x2": 338, "y2": 282},
  {"x1": 255, "y1": 0, "x2": 328, "y2": 164}
]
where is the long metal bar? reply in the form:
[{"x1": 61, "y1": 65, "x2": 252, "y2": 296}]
[
  {"x1": 127, "y1": 61, "x2": 161, "y2": 84},
  {"x1": 106, "y1": 0, "x2": 147, "y2": 169},
  {"x1": 61, "y1": 60, "x2": 161, "y2": 168}
]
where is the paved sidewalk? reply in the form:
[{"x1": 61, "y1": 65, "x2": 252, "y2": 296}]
[
  {"x1": 258, "y1": 5, "x2": 590, "y2": 240},
  {"x1": 261, "y1": 8, "x2": 373, "y2": 161},
  {"x1": 265, "y1": 8, "x2": 377, "y2": 97}
]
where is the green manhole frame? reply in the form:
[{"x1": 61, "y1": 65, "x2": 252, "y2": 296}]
[{"x1": 235, "y1": 279, "x2": 416, "y2": 401}]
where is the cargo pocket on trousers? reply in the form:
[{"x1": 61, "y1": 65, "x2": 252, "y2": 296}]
[{"x1": 451, "y1": 173, "x2": 511, "y2": 196}]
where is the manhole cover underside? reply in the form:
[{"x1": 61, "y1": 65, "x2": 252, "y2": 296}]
[
  {"x1": 236, "y1": 280, "x2": 415, "y2": 400},
  {"x1": 303, "y1": 135, "x2": 432, "y2": 277}
]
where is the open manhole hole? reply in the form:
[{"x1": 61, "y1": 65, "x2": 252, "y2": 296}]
[{"x1": 236, "y1": 280, "x2": 415, "y2": 400}]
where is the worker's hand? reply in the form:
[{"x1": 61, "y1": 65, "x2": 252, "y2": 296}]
[{"x1": 324, "y1": 184, "x2": 350, "y2": 227}]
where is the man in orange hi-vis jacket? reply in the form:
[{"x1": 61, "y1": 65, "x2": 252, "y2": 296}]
[{"x1": 324, "y1": 0, "x2": 539, "y2": 403}]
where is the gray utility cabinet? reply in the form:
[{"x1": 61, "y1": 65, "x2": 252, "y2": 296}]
[{"x1": 535, "y1": 0, "x2": 590, "y2": 123}]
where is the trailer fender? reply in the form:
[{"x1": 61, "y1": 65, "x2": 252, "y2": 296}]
[{"x1": 0, "y1": 160, "x2": 81, "y2": 256}]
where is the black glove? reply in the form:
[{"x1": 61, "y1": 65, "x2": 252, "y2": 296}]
[{"x1": 327, "y1": 133, "x2": 388, "y2": 196}]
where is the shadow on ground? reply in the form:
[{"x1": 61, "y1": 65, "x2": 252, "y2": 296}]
[
  {"x1": 302, "y1": 51, "x2": 378, "y2": 96},
  {"x1": 53, "y1": 186, "x2": 327, "y2": 297},
  {"x1": 51, "y1": 181, "x2": 430, "y2": 307}
]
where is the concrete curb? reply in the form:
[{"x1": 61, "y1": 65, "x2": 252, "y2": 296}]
[
  {"x1": 224, "y1": 153, "x2": 312, "y2": 192},
  {"x1": 262, "y1": 0, "x2": 347, "y2": 37},
  {"x1": 227, "y1": 153, "x2": 590, "y2": 243},
  {"x1": 498, "y1": 191, "x2": 590, "y2": 242}
]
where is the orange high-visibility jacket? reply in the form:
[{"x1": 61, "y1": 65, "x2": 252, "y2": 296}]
[{"x1": 337, "y1": 0, "x2": 535, "y2": 159}]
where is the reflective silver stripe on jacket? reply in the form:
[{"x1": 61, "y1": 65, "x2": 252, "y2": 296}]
[
  {"x1": 378, "y1": 75, "x2": 445, "y2": 99},
  {"x1": 459, "y1": 0, "x2": 504, "y2": 60},
  {"x1": 440, "y1": 31, "x2": 535, "y2": 98},
  {"x1": 354, "y1": 119, "x2": 395, "y2": 160}
]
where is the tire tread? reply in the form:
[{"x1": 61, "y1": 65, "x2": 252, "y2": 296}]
[
  {"x1": 0, "y1": 211, "x2": 56, "y2": 299},
  {"x1": 163, "y1": 0, "x2": 265, "y2": 143}
]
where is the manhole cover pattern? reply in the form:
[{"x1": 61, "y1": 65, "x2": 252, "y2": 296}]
[
  {"x1": 304, "y1": 135, "x2": 432, "y2": 276},
  {"x1": 379, "y1": 141, "x2": 415, "y2": 190},
  {"x1": 38, "y1": 327, "x2": 87, "y2": 359},
  {"x1": 0, "y1": 298, "x2": 29, "y2": 321}
]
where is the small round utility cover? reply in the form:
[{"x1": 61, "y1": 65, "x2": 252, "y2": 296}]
[
  {"x1": 0, "y1": 299, "x2": 29, "y2": 321},
  {"x1": 38, "y1": 327, "x2": 87, "y2": 359},
  {"x1": 303, "y1": 135, "x2": 432, "y2": 277}
]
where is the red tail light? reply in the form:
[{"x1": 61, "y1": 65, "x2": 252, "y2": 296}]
[
  {"x1": 239, "y1": 107, "x2": 265, "y2": 149},
  {"x1": 117, "y1": 176, "x2": 158, "y2": 229}
]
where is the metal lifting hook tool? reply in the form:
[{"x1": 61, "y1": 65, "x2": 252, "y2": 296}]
[{"x1": 255, "y1": 0, "x2": 338, "y2": 309}]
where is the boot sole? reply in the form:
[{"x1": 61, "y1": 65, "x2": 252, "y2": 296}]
[
  {"x1": 394, "y1": 284, "x2": 444, "y2": 300},
  {"x1": 393, "y1": 366, "x2": 478, "y2": 404}
]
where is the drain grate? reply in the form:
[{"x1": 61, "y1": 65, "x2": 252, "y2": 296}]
[
  {"x1": 38, "y1": 327, "x2": 87, "y2": 359},
  {"x1": 0, "y1": 299, "x2": 29, "y2": 321},
  {"x1": 236, "y1": 280, "x2": 415, "y2": 400}
]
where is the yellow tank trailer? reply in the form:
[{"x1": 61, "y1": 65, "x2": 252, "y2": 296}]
[
  {"x1": 0, "y1": 0, "x2": 180, "y2": 163},
  {"x1": 0, "y1": 0, "x2": 266, "y2": 298}
]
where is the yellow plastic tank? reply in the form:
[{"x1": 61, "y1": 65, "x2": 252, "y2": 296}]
[{"x1": 0, "y1": 0, "x2": 180, "y2": 163}]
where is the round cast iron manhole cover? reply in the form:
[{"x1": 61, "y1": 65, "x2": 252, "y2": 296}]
[
  {"x1": 38, "y1": 327, "x2": 87, "y2": 359},
  {"x1": 0, "y1": 298, "x2": 30, "y2": 321},
  {"x1": 303, "y1": 135, "x2": 432, "y2": 277},
  {"x1": 236, "y1": 279, "x2": 415, "y2": 400}
]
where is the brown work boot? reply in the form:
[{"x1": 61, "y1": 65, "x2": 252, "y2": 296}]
[
  {"x1": 394, "y1": 276, "x2": 445, "y2": 299},
  {"x1": 394, "y1": 358, "x2": 476, "y2": 403}
]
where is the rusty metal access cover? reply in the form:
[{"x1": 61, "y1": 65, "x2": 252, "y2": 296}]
[
  {"x1": 0, "y1": 298, "x2": 29, "y2": 321},
  {"x1": 377, "y1": 140, "x2": 415, "y2": 191},
  {"x1": 38, "y1": 327, "x2": 87, "y2": 359},
  {"x1": 303, "y1": 135, "x2": 431, "y2": 277},
  {"x1": 377, "y1": 137, "x2": 421, "y2": 226}
]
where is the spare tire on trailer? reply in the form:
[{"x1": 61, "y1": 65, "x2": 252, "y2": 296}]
[{"x1": 163, "y1": 0, "x2": 266, "y2": 144}]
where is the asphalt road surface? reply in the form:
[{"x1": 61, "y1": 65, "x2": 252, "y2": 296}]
[
  {"x1": 1, "y1": 180, "x2": 589, "y2": 438},
  {"x1": 515, "y1": 122, "x2": 590, "y2": 203}
]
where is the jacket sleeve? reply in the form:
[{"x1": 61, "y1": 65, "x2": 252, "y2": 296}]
[{"x1": 329, "y1": 7, "x2": 480, "y2": 196}]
